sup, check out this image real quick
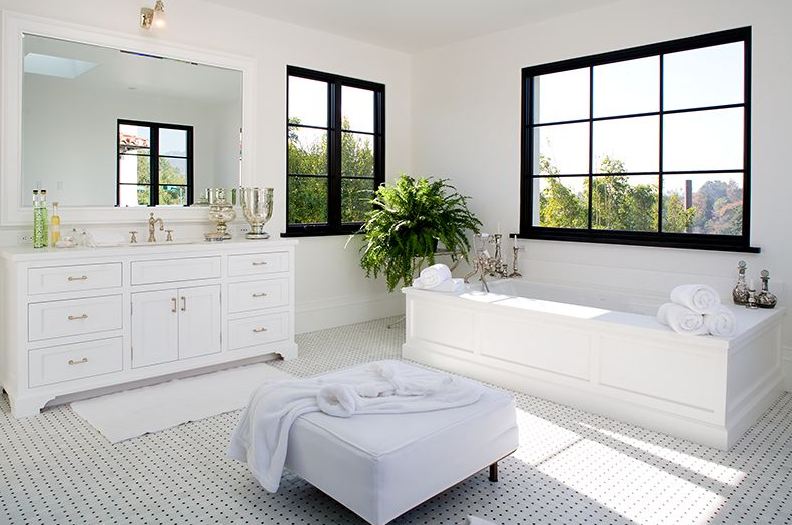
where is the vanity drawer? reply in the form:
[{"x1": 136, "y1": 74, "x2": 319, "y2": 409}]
[
  {"x1": 28, "y1": 263, "x2": 122, "y2": 295},
  {"x1": 228, "y1": 312, "x2": 289, "y2": 350},
  {"x1": 228, "y1": 278, "x2": 289, "y2": 314},
  {"x1": 228, "y1": 252, "x2": 289, "y2": 277},
  {"x1": 28, "y1": 295, "x2": 123, "y2": 342},
  {"x1": 29, "y1": 338, "x2": 123, "y2": 387},
  {"x1": 131, "y1": 256, "x2": 221, "y2": 285}
]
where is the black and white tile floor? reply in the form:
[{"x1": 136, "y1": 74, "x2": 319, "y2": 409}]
[{"x1": 1, "y1": 317, "x2": 790, "y2": 524}]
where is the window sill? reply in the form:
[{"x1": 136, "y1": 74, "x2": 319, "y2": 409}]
[
  {"x1": 282, "y1": 227, "x2": 362, "y2": 238},
  {"x1": 519, "y1": 229, "x2": 760, "y2": 254}
]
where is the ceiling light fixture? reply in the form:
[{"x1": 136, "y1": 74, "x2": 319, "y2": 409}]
[{"x1": 140, "y1": 0, "x2": 166, "y2": 30}]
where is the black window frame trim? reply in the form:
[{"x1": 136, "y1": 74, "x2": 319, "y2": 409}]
[
  {"x1": 117, "y1": 119, "x2": 194, "y2": 207},
  {"x1": 284, "y1": 65, "x2": 385, "y2": 237},
  {"x1": 519, "y1": 27, "x2": 758, "y2": 253}
]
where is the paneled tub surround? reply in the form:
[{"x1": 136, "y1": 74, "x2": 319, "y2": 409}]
[
  {"x1": 0, "y1": 239, "x2": 297, "y2": 418},
  {"x1": 403, "y1": 279, "x2": 785, "y2": 450}
]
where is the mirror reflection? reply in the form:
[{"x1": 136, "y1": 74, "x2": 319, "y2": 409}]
[{"x1": 21, "y1": 34, "x2": 242, "y2": 207}]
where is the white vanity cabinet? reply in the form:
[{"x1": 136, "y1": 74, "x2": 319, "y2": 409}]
[
  {"x1": 131, "y1": 284, "x2": 222, "y2": 367},
  {"x1": 0, "y1": 239, "x2": 297, "y2": 418}
]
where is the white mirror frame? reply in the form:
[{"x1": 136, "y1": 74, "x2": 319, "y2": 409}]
[{"x1": 1, "y1": 11, "x2": 257, "y2": 226}]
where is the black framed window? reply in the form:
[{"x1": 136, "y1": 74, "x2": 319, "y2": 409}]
[
  {"x1": 285, "y1": 66, "x2": 385, "y2": 236},
  {"x1": 117, "y1": 119, "x2": 194, "y2": 207},
  {"x1": 520, "y1": 27, "x2": 755, "y2": 252}
]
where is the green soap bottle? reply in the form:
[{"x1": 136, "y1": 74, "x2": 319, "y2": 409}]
[{"x1": 33, "y1": 189, "x2": 48, "y2": 249}]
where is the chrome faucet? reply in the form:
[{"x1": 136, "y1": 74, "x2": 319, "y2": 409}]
[
  {"x1": 148, "y1": 212, "x2": 164, "y2": 243},
  {"x1": 464, "y1": 233, "x2": 518, "y2": 292}
]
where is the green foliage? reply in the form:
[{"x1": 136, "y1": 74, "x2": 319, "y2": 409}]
[
  {"x1": 355, "y1": 175, "x2": 482, "y2": 292},
  {"x1": 287, "y1": 117, "x2": 375, "y2": 224},
  {"x1": 136, "y1": 156, "x2": 187, "y2": 206},
  {"x1": 538, "y1": 155, "x2": 697, "y2": 233},
  {"x1": 690, "y1": 180, "x2": 743, "y2": 235}
]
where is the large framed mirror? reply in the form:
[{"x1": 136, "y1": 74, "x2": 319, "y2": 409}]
[{"x1": 1, "y1": 12, "x2": 257, "y2": 225}]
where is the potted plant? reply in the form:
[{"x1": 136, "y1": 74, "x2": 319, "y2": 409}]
[{"x1": 353, "y1": 175, "x2": 482, "y2": 292}]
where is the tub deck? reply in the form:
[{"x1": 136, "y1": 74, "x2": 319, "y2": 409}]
[{"x1": 402, "y1": 281, "x2": 785, "y2": 450}]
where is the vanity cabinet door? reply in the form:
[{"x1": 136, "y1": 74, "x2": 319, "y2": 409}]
[
  {"x1": 177, "y1": 285, "x2": 221, "y2": 360},
  {"x1": 131, "y1": 289, "x2": 179, "y2": 368}
]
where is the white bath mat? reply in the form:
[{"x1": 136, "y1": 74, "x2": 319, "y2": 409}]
[{"x1": 71, "y1": 363, "x2": 293, "y2": 443}]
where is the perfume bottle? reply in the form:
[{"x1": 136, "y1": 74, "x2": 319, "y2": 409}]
[
  {"x1": 757, "y1": 270, "x2": 778, "y2": 309},
  {"x1": 33, "y1": 189, "x2": 49, "y2": 248},
  {"x1": 732, "y1": 260, "x2": 749, "y2": 305}
]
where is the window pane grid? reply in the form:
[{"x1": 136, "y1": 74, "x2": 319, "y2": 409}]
[
  {"x1": 117, "y1": 120, "x2": 193, "y2": 207},
  {"x1": 523, "y1": 28, "x2": 750, "y2": 248},
  {"x1": 286, "y1": 67, "x2": 384, "y2": 234}
]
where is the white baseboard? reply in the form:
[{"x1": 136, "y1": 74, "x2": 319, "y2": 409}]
[
  {"x1": 296, "y1": 292, "x2": 405, "y2": 334},
  {"x1": 783, "y1": 345, "x2": 792, "y2": 392}
]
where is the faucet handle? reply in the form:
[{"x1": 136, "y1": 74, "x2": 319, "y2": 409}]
[
  {"x1": 165, "y1": 230, "x2": 173, "y2": 242},
  {"x1": 129, "y1": 231, "x2": 138, "y2": 244}
]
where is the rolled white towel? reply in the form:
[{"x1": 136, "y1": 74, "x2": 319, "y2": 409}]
[
  {"x1": 704, "y1": 305, "x2": 738, "y2": 337},
  {"x1": 316, "y1": 384, "x2": 357, "y2": 417},
  {"x1": 657, "y1": 303, "x2": 708, "y2": 335},
  {"x1": 419, "y1": 263, "x2": 452, "y2": 288},
  {"x1": 670, "y1": 284, "x2": 721, "y2": 315}
]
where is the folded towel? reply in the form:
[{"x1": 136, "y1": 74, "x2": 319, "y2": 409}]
[
  {"x1": 418, "y1": 263, "x2": 452, "y2": 288},
  {"x1": 413, "y1": 277, "x2": 465, "y2": 293},
  {"x1": 670, "y1": 284, "x2": 721, "y2": 315},
  {"x1": 657, "y1": 303, "x2": 708, "y2": 335},
  {"x1": 703, "y1": 305, "x2": 738, "y2": 337}
]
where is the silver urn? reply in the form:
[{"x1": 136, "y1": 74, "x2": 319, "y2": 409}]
[{"x1": 240, "y1": 187, "x2": 274, "y2": 240}]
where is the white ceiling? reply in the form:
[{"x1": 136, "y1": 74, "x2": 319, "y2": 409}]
[{"x1": 204, "y1": 0, "x2": 618, "y2": 53}]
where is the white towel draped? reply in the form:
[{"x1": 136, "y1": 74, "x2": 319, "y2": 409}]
[
  {"x1": 657, "y1": 302, "x2": 708, "y2": 335},
  {"x1": 670, "y1": 284, "x2": 721, "y2": 315},
  {"x1": 703, "y1": 305, "x2": 738, "y2": 337},
  {"x1": 228, "y1": 360, "x2": 483, "y2": 492}
]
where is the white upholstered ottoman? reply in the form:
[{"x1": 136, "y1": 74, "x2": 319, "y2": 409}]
[{"x1": 282, "y1": 363, "x2": 519, "y2": 525}]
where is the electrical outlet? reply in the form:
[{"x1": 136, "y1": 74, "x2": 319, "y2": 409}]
[
  {"x1": 238, "y1": 224, "x2": 250, "y2": 234},
  {"x1": 16, "y1": 232, "x2": 33, "y2": 245}
]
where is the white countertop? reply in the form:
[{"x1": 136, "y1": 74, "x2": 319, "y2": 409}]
[{"x1": 0, "y1": 237, "x2": 298, "y2": 262}]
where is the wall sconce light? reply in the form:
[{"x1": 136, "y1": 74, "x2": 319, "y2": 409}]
[{"x1": 140, "y1": 0, "x2": 166, "y2": 30}]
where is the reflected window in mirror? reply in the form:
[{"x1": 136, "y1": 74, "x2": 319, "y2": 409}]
[
  {"x1": 285, "y1": 66, "x2": 385, "y2": 236},
  {"x1": 117, "y1": 120, "x2": 193, "y2": 207}
]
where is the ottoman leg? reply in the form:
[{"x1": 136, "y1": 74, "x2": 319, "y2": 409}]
[{"x1": 488, "y1": 462, "x2": 498, "y2": 482}]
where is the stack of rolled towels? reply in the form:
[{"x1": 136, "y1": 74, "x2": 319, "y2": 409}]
[
  {"x1": 657, "y1": 284, "x2": 737, "y2": 337},
  {"x1": 412, "y1": 264, "x2": 465, "y2": 293}
]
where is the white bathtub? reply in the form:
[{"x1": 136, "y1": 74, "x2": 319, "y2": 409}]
[{"x1": 402, "y1": 279, "x2": 785, "y2": 449}]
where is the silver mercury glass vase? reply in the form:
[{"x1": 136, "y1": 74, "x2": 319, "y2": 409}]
[{"x1": 240, "y1": 187, "x2": 274, "y2": 240}]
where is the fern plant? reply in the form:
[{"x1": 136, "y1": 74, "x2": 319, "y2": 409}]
[{"x1": 355, "y1": 175, "x2": 482, "y2": 292}]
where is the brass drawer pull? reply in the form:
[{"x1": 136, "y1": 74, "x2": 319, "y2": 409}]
[
  {"x1": 181, "y1": 296, "x2": 187, "y2": 312},
  {"x1": 252, "y1": 292, "x2": 268, "y2": 298},
  {"x1": 67, "y1": 314, "x2": 88, "y2": 321},
  {"x1": 67, "y1": 275, "x2": 88, "y2": 281},
  {"x1": 251, "y1": 261, "x2": 268, "y2": 266},
  {"x1": 171, "y1": 297, "x2": 177, "y2": 313},
  {"x1": 252, "y1": 327, "x2": 268, "y2": 333},
  {"x1": 68, "y1": 357, "x2": 88, "y2": 366}
]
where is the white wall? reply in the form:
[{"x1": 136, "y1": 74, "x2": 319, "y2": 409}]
[
  {"x1": 0, "y1": 0, "x2": 412, "y2": 332},
  {"x1": 411, "y1": 0, "x2": 792, "y2": 389}
]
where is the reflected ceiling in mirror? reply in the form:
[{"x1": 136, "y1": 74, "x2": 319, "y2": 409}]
[{"x1": 21, "y1": 34, "x2": 243, "y2": 208}]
